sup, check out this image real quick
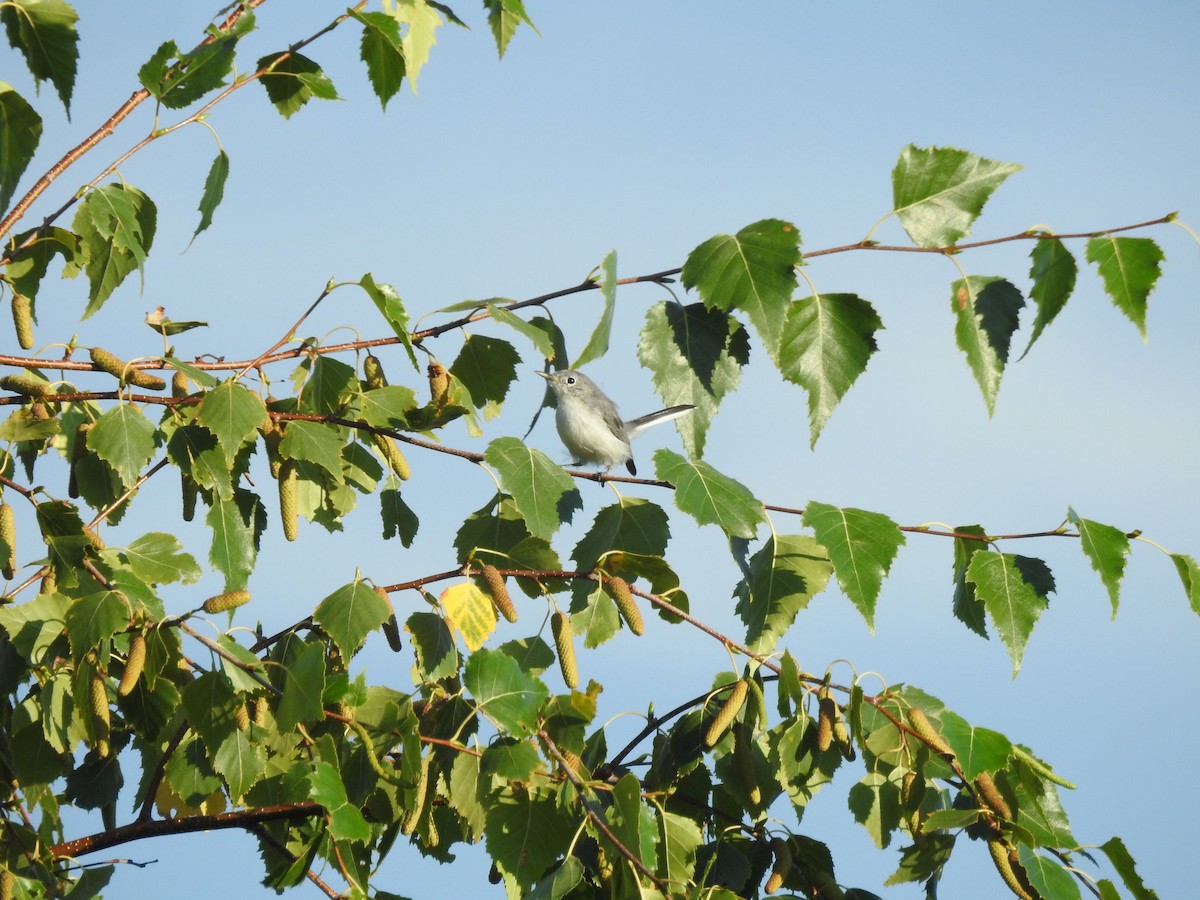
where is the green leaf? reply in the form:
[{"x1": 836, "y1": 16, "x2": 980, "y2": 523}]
[
  {"x1": 138, "y1": 15, "x2": 252, "y2": 110},
  {"x1": 657, "y1": 809, "x2": 703, "y2": 887},
  {"x1": 778, "y1": 293, "x2": 882, "y2": 446},
  {"x1": 573, "y1": 249, "x2": 618, "y2": 368},
  {"x1": 1019, "y1": 847, "x2": 1081, "y2": 900},
  {"x1": 848, "y1": 771, "x2": 902, "y2": 849},
  {"x1": 1086, "y1": 235, "x2": 1164, "y2": 339},
  {"x1": 802, "y1": 501, "x2": 905, "y2": 630},
  {"x1": 206, "y1": 488, "x2": 264, "y2": 591},
  {"x1": 966, "y1": 552, "x2": 1054, "y2": 675},
  {"x1": 310, "y1": 760, "x2": 371, "y2": 843},
  {"x1": 257, "y1": 51, "x2": 338, "y2": 118},
  {"x1": 1021, "y1": 238, "x2": 1077, "y2": 359},
  {"x1": 0, "y1": 590, "x2": 69, "y2": 662},
  {"x1": 951, "y1": 276, "x2": 1025, "y2": 415},
  {"x1": 1171, "y1": 553, "x2": 1200, "y2": 614},
  {"x1": 572, "y1": 498, "x2": 670, "y2": 571},
  {"x1": 1099, "y1": 840, "x2": 1156, "y2": 900},
  {"x1": 192, "y1": 150, "x2": 229, "y2": 241},
  {"x1": 297, "y1": 355, "x2": 358, "y2": 416},
  {"x1": 936, "y1": 711, "x2": 1011, "y2": 780},
  {"x1": 213, "y1": 727, "x2": 267, "y2": 802},
  {"x1": 1, "y1": 0, "x2": 79, "y2": 114},
  {"x1": 483, "y1": 437, "x2": 578, "y2": 540},
  {"x1": 734, "y1": 534, "x2": 833, "y2": 654},
  {"x1": 485, "y1": 785, "x2": 571, "y2": 890},
  {"x1": 883, "y1": 833, "x2": 955, "y2": 886},
  {"x1": 681, "y1": 218, "x2": 801, "y2": 363},
  {"x1": 481, "y1": 737, "x2": 541, "y2": 782},
  {"x1": 0, "y1": 82, "x2": 42, "y2": 212},
  {"x1": 951, "y1": 524, "x2": 989, "y2": 638},
  {"x1": 483, "y1": 0, "x2": 536, "y2": 58},
  {"x1": 196, "y1": 380, "x2": 268, "y2": 454},
  {"x1": 358, "y1": 385, "x2": 418, "y2": 430},
  {"x1": 653, "y1": 449, "x2": 764, "y2": 540},
  {"x1": 279, "y1": 420, "x2": 345, "y2": 480},
  {"x1": 275, "y1": 641, "x2": 326, "y2": 731},
  {"x1": 88, "y1": 404, "x2": 156, "y2": 489},
  {"x1": 350, "y1": 9, "x2": 406, "y2": 109},
  {"x1": 4, "y1": 226, "x2": 77, "y2": 301},
  {"x1": 610, "y1": 772, "x2": 656, "y2": 867},
  {"x1": 487, "y1": 304, "x2": 557, "y2": 360},
  {"x1": 406, "y1": 611, "x2": 458, "y2": 681},
  {"x1": 381, "y1": 481, "x2": 418, "y2": 545},
  {"x1": 313, "y1": 577, "x2": 391, "y2": 661},
  {"x1": 123, "y1": 532, "x2": 201, "y2": 585},
  {"x1": 638, "y1": 301, "x2": 749, "y2": 457},
  {"x1": 463, "y1": 647, "x2": 548, "y2": 737},
  {"x1": 891, "y1": 145, "x2": 1021, "y2": 247},
  {"x1": 64, "y1": 590, "x2": 129, "y2": 660},
  {"x1": 1067, "y1": 508, "x2": 1130, "y2": 617},
  {"x1": 1099, "y1": 837, "x2": 1159, "y2": 900},
  {"x1": 388, "y1": 0, "x2": 445, "y2": 94},
  {"x1": 360, "y1": 274, "x2": 416, "y2": 366},
  {"x1": 73, "y1": 183, "x2": 157, "y2": 316},
  {"x1": 527, "y1": 856, "x2": 583, "y2": 900},
  {"x1": 450, "y1": 334, "x2": 520, "y2": 411},
  {"x1": 36, "y1": 499, "x2": 90, "y2": 576}
]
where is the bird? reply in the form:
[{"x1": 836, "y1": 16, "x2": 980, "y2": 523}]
[
  {"x1": 537, "y1": 369, "x2": 694, "y2": 476},
  {"x1": 144, "y1": 306, "x2": 208, "y2": 336}
]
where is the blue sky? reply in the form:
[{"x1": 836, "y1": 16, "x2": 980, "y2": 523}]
[{"x1": 8, "y1": 1, "x2": 1200, "y2": 898}]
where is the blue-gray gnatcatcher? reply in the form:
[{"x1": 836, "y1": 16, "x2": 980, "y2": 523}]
[{"x1": 537, "y1": 369, "x2": 694, "y2": 476}]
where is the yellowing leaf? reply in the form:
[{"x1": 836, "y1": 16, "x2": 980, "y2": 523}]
[{"x1": 441, "y1": 580, "x2": 497, "y2": 651}]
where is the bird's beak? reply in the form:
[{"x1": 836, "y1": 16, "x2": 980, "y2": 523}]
[{"x1": 535, "y1": 371, "x2": 551, "y2": 381}]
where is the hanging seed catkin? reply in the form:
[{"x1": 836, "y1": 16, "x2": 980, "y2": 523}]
[
  {"x1": 0, "y1": 373, "x2": 52, "y2": 397},
  {"x1": 481, "y1": 564, "x2": 518, "y2": 623},
  {"x1": 118, "y1": 635, "x2": 146, "y2": 696},
  {"x1": 363, "y1": 353, "x2": 388, "y2": 389},
  {"x1": 987, "y1": 839, "x2": 1035, "y2": 900},
  {"x1": 278, "y1": 458, "x2": 298, "y2": 541},
  {"x1": 12, "y1": 295, "x2": 33, "y2": 349},
  {"x1": 764, "y1": 838, "x2": 792, "y2": 895},
  {"x1": 907, "y1": 707, "x2": 954, "y2": 757},
  {"x1": 551, "y1": 611, "x2": 578, "y2": 689},
  {"x1": 370, "y1": 431, "x2": 411, "y2": 480},
  {"x1": 704, "y1": 678, "x2": 748, "y2": 748},
  {"x1": 90, "y1": 674, "x2": 110, "y2": 757},
  {"x1": 0, "y1": 503, "x2": 14, "y2": 580},
  {"x1": 203, "y1": 590, "x2": 251, "y2": 614},
  {"x1": 605, "y1": 575, "x2": 643, "y2": 635}
]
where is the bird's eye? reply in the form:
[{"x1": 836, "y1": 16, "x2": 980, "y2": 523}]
[{"x1": 565, "y1": 376, "x2": 576, "y2": 385}]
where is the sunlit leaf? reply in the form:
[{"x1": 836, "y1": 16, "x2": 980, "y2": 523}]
[
  {"x1": 483, "y1": 0, "x2": 536, "y2": 58},
  {"x1": 64, "y1": 590, "x2": 129, "y2": 660},
  {"x1": 275, "y1": 641, "x2": 326, "y2": 731},
  {"x1": 124, "y1": 532, "x2": 201, "y2": 585},
  {"x1": 638, "y1": 301, "x2": 749, "y2": 457},
  {"x1": 802, "y1": 501, "x2": 905, "y2": 630},
  {"x1": 778, "y1": 292, "x2": 882, "y2": 446},
  {"x1": 88, "y1": 404, "x2": 156, "y2": 489},
  {"x1": 441, "y1": 580, "x2": 498, "y2": 651},
  {"x1": 967, "y1": 552, "x2": 1054, "y2": 675},
  {"x1": 73, "y1": 183, "x2": 157, "y2": 316},
  {"x1": 951, "y1": 524, "x2": 989, "y2": 638},
  {"x1": 936, "y1": 711, "x2": 1011, "y2": 780},
  {"x1": 196, "y1": 381, "x2": 268, "y2": 454},
  {"x1": 310, "y1": 760, "x2": 370, "y2": 843},
  {"x1": 484, "y1": 437, "x2": 578, "y2": 540},
  {"x1": 1, "y1": 0, "x2": 79, "y2": 114},
  {"x1": 654, "y1": 449, "x2": 764, "y2": 540},
  {"x1": 1067, "y1": 508, "x2": 1130, "y2": 617},
  {"x1": 349, "y1": 9, "x2": 405, "y2": 108},
  {"x1": 360, "y1": 274, "x2": 416, "y2": 366},
  {"x1": 1171, "y1": 553, "x2": 1200, "y2": 614},
  {"x1": 463, "y1": 647, "x2": 548, "y2": 737},
  {"x1": 1099, "y1": 836, "x2": 1159, "y2": 900},
  {"x1": 951, "y1": 276, "x2": 1024, "y2": 415},
  {"x1": 406, "y1": 611, "x2": 458, "y2": 681},
  {"x1": 891, "y1": 144, "x2": 1021, "y2": 247},
  {"x1": 1086, "y1": 235, "x2": 1164, "y2": 339},
  {"x1": 206, "y1": 489, "x2": 265, "y2": 591},
  {"x1": 314, "y1": 578, "x2": 391, "y2": 660},
  {"x1": 388, "y1": 0, "x2": 444, "y2": 93},
  {"x1": 573, "y1": 249, "x2": 617, "y2": 368},
  {"x1": 682, "y1": 218, "x2": 801, "y2": 363},
  {"x1": 734, "y1": 533, "x2": 833, "y2": 654}
]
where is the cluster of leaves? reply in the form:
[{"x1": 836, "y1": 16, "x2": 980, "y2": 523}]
[{"x1": 0, "y1": 2, "x2": 1191, "y2": 899}]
